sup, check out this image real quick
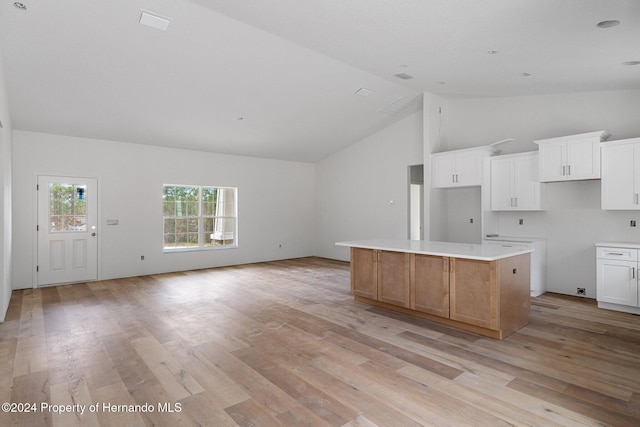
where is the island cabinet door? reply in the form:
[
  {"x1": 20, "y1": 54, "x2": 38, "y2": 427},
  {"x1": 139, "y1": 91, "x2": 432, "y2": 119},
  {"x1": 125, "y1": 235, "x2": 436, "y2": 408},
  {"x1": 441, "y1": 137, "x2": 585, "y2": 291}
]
[
  {"x1": 449, "y1": 258, "x2": 499, "y2": 330},
  {"x1": 412, "y1": 254, "x2": 450, "y2": 318},
  {"x1": 377, "y1": 251, "x2": 411, "y2": 308},
  {"x1": 351, "y1": 248, "x2": 378, "y2": 299}
]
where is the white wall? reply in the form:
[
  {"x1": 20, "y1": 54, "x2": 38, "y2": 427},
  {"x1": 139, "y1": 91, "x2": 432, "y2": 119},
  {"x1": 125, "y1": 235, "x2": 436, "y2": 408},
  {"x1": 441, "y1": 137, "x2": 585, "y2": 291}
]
[
  {"x1": 446, "y1": 90, "x2": 640, "y2": 153},
  {"x1": 315, "y1": 111, "x2": 423, "y2": 261},
  {"x1": 12, "y1": 131, "x2": 315, "y2": 289},
  {"x1": 431, "y1": 89, "x2": 640, "y2": 297},
  {"x1": 0, "y1": 43, "x2": 12, "y2": 321},
  {"x1": 423, "y1": 93, "x2": 448, "y2": 243}
]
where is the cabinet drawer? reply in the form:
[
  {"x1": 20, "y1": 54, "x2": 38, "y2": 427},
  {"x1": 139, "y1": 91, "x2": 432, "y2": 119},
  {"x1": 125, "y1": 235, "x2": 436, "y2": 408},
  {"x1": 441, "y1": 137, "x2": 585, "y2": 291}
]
[
  {"x1": 596, "y1": 247, "x2": 638, "y2": 262},
  {"x1": 483, "y1": 241, "x2": 530, "y2": 251}
]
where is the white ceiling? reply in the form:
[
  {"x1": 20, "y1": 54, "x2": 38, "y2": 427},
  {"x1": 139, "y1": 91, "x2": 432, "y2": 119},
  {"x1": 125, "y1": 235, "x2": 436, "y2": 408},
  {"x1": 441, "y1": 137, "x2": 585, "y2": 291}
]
[{"x1": 1, "y1": 0, "x2": 638, "y2": 162}]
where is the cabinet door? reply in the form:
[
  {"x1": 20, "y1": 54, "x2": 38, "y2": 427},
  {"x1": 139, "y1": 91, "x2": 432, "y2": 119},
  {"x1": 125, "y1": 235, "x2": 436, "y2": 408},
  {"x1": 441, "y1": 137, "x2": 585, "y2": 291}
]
[
  {"x1": 450, "y1": 258, "x2": 498, "y2": 330},
  {"x1": 490, "y1": 157, "x2": 514, "y2": 210},
  {"x1": 378, "y1": 251, "x2": 411, "y2": 308},
  {"x1": 412, "y1": 255, "x2": 450, "y2": 318},
  {"x1": 539, "y1": 141, "x2": 566, "y2": 182},
  {"x1": 491, "y1": 154, "x2": 543, "y2": 211},
  {"x1": 566, "y1": 137, "x2": 600, "y2": 180},
  {"x1": 455, "y1": 150, "x2": 483, "y2": 186},
  {"x1": 597, "y1": 259, "x2": 638, "y2": 307},
  {"x1": 351, "y1": 248, "x2": 377, "y2": 299},
  {"x1": 601, "y1": 143, "x2": 639, "y2": 210},
  {"x1": 431, "y1": 153, "x2": 456, "y2": 188},
  {"x1": 513, "y1": 154, "x2": 541, "y2": 210}
]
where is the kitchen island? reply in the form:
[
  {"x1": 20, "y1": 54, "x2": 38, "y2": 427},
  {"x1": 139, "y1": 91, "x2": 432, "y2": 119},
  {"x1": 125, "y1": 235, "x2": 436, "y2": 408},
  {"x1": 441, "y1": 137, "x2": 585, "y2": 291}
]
[{"x1": 336, "y1": 239, "x2": 533, "y2": 339}]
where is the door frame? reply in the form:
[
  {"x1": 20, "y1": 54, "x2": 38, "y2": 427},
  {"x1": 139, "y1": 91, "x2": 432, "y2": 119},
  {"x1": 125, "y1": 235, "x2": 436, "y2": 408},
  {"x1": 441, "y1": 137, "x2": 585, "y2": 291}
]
[{"x1": 32, "y1": 173, "x2": 101, "y2": 288}]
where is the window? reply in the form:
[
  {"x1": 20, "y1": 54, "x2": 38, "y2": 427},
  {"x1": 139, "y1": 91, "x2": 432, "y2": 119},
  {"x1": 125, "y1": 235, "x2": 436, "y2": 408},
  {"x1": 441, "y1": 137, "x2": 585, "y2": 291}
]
[
  {"x1": 49, "y1": 183, "x2": 87, "y2": 232},
  {"x1": 163, "y1": 185, "x2": 237, "y2": 251}
]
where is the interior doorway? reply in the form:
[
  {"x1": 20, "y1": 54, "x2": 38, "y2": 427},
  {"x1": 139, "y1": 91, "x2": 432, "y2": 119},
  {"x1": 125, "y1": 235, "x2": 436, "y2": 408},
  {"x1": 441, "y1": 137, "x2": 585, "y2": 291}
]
[{"x1": 408, "y1": 164, "x2": 424, "y2": 240}]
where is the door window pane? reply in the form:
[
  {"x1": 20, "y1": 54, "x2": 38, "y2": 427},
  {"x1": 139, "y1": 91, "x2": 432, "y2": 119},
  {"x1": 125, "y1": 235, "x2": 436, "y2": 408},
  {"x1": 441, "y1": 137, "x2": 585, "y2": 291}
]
[{"x1": 49, "y1": 183, "x2": 88, "y2": 232}]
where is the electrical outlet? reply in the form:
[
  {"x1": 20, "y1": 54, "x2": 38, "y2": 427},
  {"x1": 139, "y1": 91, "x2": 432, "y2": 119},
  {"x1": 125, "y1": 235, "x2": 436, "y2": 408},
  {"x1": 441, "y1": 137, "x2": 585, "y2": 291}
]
[
  {"x1": 577, "y1": 287, "x2": 586, "y2": 296},
  {"x1": 141, "y1": 255, "x2": 145, "y2": 261},
  {"x1": 631, "y1": 220, "x2": 636, "y2": 227},
  {"x1": 469, "y1": 218, "x2": 473, "y2": 223},
  {"x1": 519, "y1": 219, "x2": 524, "y2": 225}
]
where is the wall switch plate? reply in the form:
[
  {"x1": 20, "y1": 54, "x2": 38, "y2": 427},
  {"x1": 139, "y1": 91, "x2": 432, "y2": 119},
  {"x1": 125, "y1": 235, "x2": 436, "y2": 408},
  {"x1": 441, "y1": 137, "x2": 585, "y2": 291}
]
[{"x1": 519, "y1": 219, "x2": 524, "y2": 225}]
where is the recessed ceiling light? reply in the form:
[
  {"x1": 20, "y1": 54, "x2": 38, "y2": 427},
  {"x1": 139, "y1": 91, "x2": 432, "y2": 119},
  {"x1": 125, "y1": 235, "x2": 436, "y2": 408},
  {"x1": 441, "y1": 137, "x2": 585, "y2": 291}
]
[
  {"x1": 487, "y1": 50, "x2": 498, "y2": 55},
  {"x1": 13, "y1": 2, "x2": 27, "y2": 10},
  {"x1": 622, "y1": 61, "x2": 640, "y2": 66},
  {"x1": 596, "y1": 20, "x2": 620, "y2": 28},
  {"x1": 393, "y1": 72, "x2": 414, "y2": 80},
  {"x1": 139, "y1": 11, "x2": 171, "y2": 31}
]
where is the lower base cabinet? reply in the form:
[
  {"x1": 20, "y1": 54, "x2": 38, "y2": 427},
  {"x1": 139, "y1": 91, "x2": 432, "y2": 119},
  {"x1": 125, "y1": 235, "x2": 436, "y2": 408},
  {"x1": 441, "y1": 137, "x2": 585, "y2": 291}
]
[
  {"x1": 351, "y1": 247, "x2": 378, "y2": 300},
  {"x1": 596, "y1": 244, "x2": 640, "y2": 314},
  {"x1": 412, "y1": 254, "x2": 450, "y2": 318},
  {"x1": 450, "y1": 257, "x2": 497, "y2": 330},
  {"x1": 350, "y1": 247, "x2": 530, "y2": 339},
  {"x1": 378, "y1": 250, "x2": 411, "y2": 308},
  {"x1": 351, "y1": 248, "x2": 411, "y2": 307}
]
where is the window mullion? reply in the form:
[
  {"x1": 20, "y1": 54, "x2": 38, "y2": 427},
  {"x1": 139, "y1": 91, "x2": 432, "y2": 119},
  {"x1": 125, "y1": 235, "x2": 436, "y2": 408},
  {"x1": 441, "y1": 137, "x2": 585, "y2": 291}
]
[{"x1": 198, "y1": 187, "x2": 203, "y2": 248}]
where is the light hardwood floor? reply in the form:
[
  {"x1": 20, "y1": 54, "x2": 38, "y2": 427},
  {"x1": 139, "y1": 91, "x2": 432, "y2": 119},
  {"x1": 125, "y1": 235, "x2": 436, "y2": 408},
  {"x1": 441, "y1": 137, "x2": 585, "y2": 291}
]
[{"x1": 1, "y1": 257, "x2": 640, "y2": 426}]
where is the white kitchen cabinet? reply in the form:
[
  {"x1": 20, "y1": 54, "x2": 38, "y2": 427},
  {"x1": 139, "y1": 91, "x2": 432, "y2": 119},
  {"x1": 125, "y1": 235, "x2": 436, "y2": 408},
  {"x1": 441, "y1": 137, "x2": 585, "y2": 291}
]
[
  {"x1": 431, "y1": 146, "x2": 499, "y2": 188},
  {"x1": 601, "y1": 138, "x2": 640, "y2": 210},
  {"x1": 596, "y1": 243, "x2": 640, "y2": 314},
  {"x1": 490, "y1": 152, "x2": 545, "y2": 211},
  {"x1": 484, "y1": 237, "x2": 546, "y2": 296},
  {"x1": 534, "y1": 131, "x2": 609, "y2": 182}
]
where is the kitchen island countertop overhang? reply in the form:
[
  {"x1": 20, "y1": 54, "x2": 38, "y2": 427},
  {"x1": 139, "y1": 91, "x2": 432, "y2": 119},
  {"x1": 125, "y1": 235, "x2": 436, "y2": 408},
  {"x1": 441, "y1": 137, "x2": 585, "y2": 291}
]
[{"x1": 336, "y1": 239, "x2": 534, "y2": 261}]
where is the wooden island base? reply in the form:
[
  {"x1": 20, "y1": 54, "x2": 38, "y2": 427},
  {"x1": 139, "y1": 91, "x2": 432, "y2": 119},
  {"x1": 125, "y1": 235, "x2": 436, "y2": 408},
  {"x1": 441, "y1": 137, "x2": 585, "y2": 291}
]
[
  {"x1": 347, "y1": 245, "x2": 531, "y2": 340},
  {"x1": 355, "y1": 295, "x2": 513, "y2": 340}
]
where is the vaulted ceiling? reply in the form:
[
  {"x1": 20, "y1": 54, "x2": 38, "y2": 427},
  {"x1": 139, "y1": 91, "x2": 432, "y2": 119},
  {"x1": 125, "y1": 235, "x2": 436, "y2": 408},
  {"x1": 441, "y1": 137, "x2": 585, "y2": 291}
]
[{"x1": 1, "y1": 0, "x2": 638, "y2": 162}]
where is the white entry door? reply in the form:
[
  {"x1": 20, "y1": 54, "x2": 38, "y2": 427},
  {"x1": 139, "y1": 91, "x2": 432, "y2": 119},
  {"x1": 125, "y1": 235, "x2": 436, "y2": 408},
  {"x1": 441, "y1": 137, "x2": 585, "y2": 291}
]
[{"x1": 37, "y1": 176, "x2": 98, "y2": 286}]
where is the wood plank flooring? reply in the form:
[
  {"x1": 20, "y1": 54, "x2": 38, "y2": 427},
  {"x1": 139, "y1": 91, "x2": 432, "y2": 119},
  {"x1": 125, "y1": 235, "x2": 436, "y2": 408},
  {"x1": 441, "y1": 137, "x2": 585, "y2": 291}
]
[{"x1": 1, "y1": 257, "x2": 640, "y2": 426}]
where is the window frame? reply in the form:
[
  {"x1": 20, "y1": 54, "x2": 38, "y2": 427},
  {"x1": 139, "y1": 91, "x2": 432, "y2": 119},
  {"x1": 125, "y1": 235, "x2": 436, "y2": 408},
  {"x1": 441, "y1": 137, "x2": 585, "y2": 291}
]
[{"x1": 163, "y1": 184, "x2": 238, "y2": 253}]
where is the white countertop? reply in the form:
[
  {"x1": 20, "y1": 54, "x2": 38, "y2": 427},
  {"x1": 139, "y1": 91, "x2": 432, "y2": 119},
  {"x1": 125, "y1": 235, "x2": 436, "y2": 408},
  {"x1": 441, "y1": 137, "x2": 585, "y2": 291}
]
[
  {"x1": 596, "y1": 242, "x2": 640, "y2": 249},
  {"x1": 336, "y1": 239, "x2": 533, "y2": 261}
]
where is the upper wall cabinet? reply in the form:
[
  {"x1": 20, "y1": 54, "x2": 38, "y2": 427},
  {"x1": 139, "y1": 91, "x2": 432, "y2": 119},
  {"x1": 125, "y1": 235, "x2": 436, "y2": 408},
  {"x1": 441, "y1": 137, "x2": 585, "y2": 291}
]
[
  {"x1": 534, "y1": 131, "x2": 610, "y2": 182},
  {"x1": 431, "y1": 146, "x2": 499, "y2": 189},
  {"x1": 601, "y1": 138, "x2": 640, "y2": 210},
  {"x1": 491, "y1": 152, "x2": 546, "y2": 211}
]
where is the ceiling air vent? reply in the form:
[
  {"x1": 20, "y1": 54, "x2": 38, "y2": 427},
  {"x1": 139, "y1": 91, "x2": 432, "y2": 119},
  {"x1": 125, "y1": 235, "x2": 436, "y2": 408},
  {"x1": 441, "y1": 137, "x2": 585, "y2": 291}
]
[
  {"x1": 393, "y1": 72, "x2": 414, "y2": 80},
  {"x1": 354, "y1": 87, "x2": 373, "y2": 97},
  {"x1": 139, "y1": 11, "x2": 171, "y2": 31},
  {"x1": 378, "y1": 97, "x2": 412, "y2": 115}
]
